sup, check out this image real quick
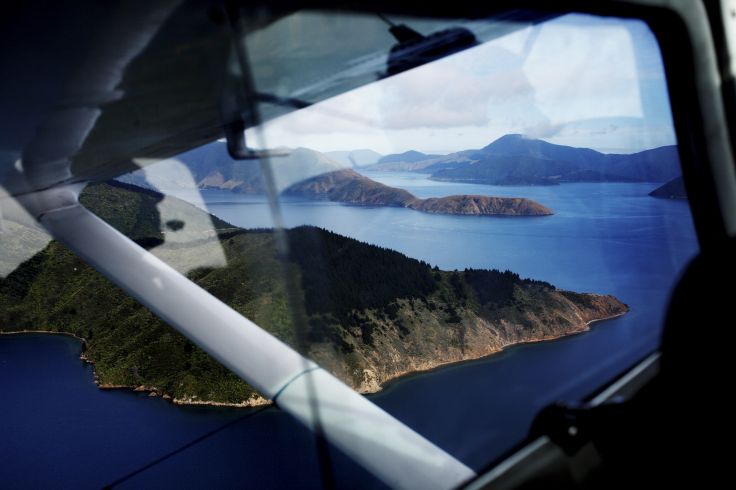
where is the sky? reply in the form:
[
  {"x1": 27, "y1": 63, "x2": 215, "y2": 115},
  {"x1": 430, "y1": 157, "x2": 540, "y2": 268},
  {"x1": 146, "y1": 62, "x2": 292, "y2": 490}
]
[{"x1": 246, "y1": 13, "x2": 676, "y2": 156}]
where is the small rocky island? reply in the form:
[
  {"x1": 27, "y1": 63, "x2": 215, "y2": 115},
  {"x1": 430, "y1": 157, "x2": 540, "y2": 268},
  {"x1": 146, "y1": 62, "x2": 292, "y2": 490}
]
[{"x1": 283, "y1": 169, "x2": 553, "y2": 216}]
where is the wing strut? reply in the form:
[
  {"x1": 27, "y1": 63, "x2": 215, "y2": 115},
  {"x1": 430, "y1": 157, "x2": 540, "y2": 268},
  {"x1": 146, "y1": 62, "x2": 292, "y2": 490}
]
[{"x1": 19, "y1": 185, "x2": 476, "y2": 490}]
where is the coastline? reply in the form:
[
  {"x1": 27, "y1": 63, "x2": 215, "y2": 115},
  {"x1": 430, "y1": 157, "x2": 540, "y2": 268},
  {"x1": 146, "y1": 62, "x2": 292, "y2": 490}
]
[
  {"x1": 0, "y1": 310, "x2": 626, "y2": 408},
  {"x1": 0, "y1": 329, "x2": 272, "y2": 409},
  {"x1": 1, "y1": 329, "x2": 88, "y2": 342},
  {"x1": 361, "y1": 310, "x2": 629, "y2": 395}
]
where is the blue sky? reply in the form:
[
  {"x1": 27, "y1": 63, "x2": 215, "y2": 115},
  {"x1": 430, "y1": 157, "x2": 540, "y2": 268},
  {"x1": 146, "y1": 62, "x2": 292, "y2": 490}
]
[{"x1": 248, "y1": 14, "x2": 676, "y2": 155}]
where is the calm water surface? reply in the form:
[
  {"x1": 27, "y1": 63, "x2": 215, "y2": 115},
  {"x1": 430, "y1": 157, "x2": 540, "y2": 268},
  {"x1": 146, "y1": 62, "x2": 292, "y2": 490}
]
[{"x1": 0, "y1": 174, "x2": 698, "y2": 488}]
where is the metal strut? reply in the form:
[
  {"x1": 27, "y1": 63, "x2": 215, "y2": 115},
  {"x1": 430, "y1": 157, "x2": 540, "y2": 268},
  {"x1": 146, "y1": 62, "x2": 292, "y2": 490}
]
[{"x1": 20, "y1": 185, "x2": 476, "y2": 490}]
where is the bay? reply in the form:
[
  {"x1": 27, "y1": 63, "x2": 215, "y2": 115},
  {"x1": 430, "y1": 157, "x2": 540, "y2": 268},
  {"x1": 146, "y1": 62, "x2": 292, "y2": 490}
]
[{"x1": 0, "y1": 174, "x2": 698, "y2": 488}]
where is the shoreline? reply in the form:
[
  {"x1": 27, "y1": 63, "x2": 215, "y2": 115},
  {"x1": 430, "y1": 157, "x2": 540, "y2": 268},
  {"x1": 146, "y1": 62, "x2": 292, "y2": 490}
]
[
  {"x1": 0, "y1": 310, "x2": 626, "y2": 408},
  {"x1": 1, "y1": 329, "x2": 88, "y2": 342},
  {"x1": 363, "y1": 310, "x2": 629, "y2": 395},
  {"x1": 0, "y1": 329, "x2": 272, "y2": 409}
]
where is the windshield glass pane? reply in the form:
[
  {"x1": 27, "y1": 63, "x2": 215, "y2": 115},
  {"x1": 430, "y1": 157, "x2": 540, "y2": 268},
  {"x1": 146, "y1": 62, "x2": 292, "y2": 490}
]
[{"x1": 0, "y1": 10, "x2": 697, "y2": 489}]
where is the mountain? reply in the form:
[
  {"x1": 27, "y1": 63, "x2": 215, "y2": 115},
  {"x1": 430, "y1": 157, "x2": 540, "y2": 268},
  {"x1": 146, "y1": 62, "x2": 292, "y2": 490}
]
[
  {"x1": 649, "y1": 176, "x2": 687, "y2": 199},
  {"x1": 388, "y1": 135, "x2": 680, "y2": 185},
  {"x1": 362, "y1": 150, "x2": 447, "y2": 172},
  {"x1": 283, "y1": 169, "x2": 553, "y2": 216},
  {"x1": 412, "y1": 195, "x2": 553, "y2": 216},
  {"x1": 178, "y1": 143, "x2": 345, "y2": 194},
  {"x1": 378, "y1": 150, "x2": 437, "y2": 164},
  {"x1": 124, "y1": 142, "x2": 553, "y2": 216},
  {"x1": 283, "y1": 169, "x2": 414, "y2": 206},
  {"x1": 378, "y1": 150, "x2": 442, "y2": 164},
  {"x1": 120, "y1": 143, "x2": 347, "y2": 195},
  {"x1": 324, "y1": 149, "x2": 382, "y2": 168},
  {"x1": 606, "y1": 146, "x2": 682, "y2": 182},
  {"x1": 430, "y1": 154, "x2": 580, "y2": 186},
  {"x1": 479, "y1": 134, "x2": 605, "y2": 168},
  {"x1": 0, "y1": 182, "x2": 626, "y2": 404},
  {"x1": 364, "y1": 150, "x2": 478, "y2": 172}
]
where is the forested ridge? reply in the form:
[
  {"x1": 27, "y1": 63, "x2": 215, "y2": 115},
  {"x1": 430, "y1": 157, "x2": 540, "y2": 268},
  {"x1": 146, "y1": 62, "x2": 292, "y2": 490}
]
[{"x1": 0, "y1": 183, "x2": 627, "y2": 404}]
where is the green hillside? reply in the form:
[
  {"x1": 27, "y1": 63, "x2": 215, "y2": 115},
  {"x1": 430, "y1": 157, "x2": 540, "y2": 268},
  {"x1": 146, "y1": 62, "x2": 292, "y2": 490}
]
[{"x1": 0, "y1": 182, "x2": 627, "y2": 404}]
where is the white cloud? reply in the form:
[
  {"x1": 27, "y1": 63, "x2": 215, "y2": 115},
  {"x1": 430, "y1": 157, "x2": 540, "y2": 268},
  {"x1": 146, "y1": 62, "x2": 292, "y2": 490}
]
[
  {"x1": 251, "y1": 13, "x2": 672, "y2": 154},
  {"x1": 523, "y1": 121, "x2": 567, "y2": 139},
  {"x1": 377, "y1": 46, "x2": 534, "y2": 130},
  {"x1": 524, "y1": 21, "x2": 643, "y2": 123}
]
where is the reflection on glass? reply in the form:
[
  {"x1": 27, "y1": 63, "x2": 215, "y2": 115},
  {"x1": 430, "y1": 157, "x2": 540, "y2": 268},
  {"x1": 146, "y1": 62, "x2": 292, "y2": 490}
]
[
  {"x1": 0, "y1": 12, "x2": 698, "y2": 489},
  {"x1": 0, "y1": 190, "x2": 52, "y2": 278}
]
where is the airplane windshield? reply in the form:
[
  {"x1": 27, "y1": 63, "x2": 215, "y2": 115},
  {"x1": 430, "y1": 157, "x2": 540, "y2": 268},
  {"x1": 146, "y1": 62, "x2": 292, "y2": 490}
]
[{"x1": 0, "y1": 10, "x2": 699, "y2": 489}]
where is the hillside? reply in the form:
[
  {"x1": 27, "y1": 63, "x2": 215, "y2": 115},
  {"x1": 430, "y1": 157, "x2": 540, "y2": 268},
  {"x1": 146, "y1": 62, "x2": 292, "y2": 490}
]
[
  {"x1": 377, "y1": 150, "x2": 441, "y2": 164},
  {"x1": 370, "y1": 135, "x2": 681, "y2": 185},
  {"x1": 365, "y1": 152, "x2": 472, "y2": 172},
  {"x1": 283, "y1": 169, "x2": 553, "y2": 216},
  {"x1": 430, "y1": 154, "x2": 580, "y2": 186},
  {"x1": 0, "y1": 183, "x2": 625, "y2": 405},
  {"x1": 282, "y1": 168, "x2": 414, "y2": 206},
  {"x1": 132, "y1": 143, "x2": 551, "y2": 216},
  {"x1": 605, "y1": 146, "x2": 681, "y2": 182},
  {"x1": 159, "y1": 143, "x2": 345, "y2": 194}
]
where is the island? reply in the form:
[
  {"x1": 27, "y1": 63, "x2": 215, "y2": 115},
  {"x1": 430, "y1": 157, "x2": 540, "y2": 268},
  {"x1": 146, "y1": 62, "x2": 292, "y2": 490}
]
[
  {"x1": 283, "y1": 168, "x2": 553, "y2": 216},
  {"x1": 0, "y1": 182, "x2": 626, "y2": 406}
]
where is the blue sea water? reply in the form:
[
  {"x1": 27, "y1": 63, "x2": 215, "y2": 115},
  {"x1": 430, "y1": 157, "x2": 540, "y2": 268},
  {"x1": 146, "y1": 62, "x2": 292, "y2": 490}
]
[{"x1": 0, "y1": 174, "x2": 698, "y2": 488}]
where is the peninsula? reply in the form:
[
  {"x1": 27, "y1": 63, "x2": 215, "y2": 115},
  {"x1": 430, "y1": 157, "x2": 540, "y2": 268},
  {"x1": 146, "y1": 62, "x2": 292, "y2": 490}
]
[
  {"x1": 283, "y1": 168, "x2": 553, "y2": 216},
  {"x1": 0, "y1": 182, "x2": 625, "y2": 406},
  {"x1": 649, "y1": 176, "x2": 687, "y2": 199}
]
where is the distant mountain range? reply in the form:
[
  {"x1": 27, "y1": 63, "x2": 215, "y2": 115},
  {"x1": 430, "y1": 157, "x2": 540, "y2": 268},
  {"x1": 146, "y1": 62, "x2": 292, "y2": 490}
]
[
  {"x1": 377, "y1": 150, "x2": 442, "y2": 164},
  {"x1": 367, "y1": 134, "x2": 682, "y2": 186},
  {"x1": 118, "y1": 135, "x2": 684, "y2": 215},
  {"x1": 177, "y1": 144, "x2": 344, "y2": 194},
  {"x1": 121, "y1": 142, "x2": 552, "y2": 217}
]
